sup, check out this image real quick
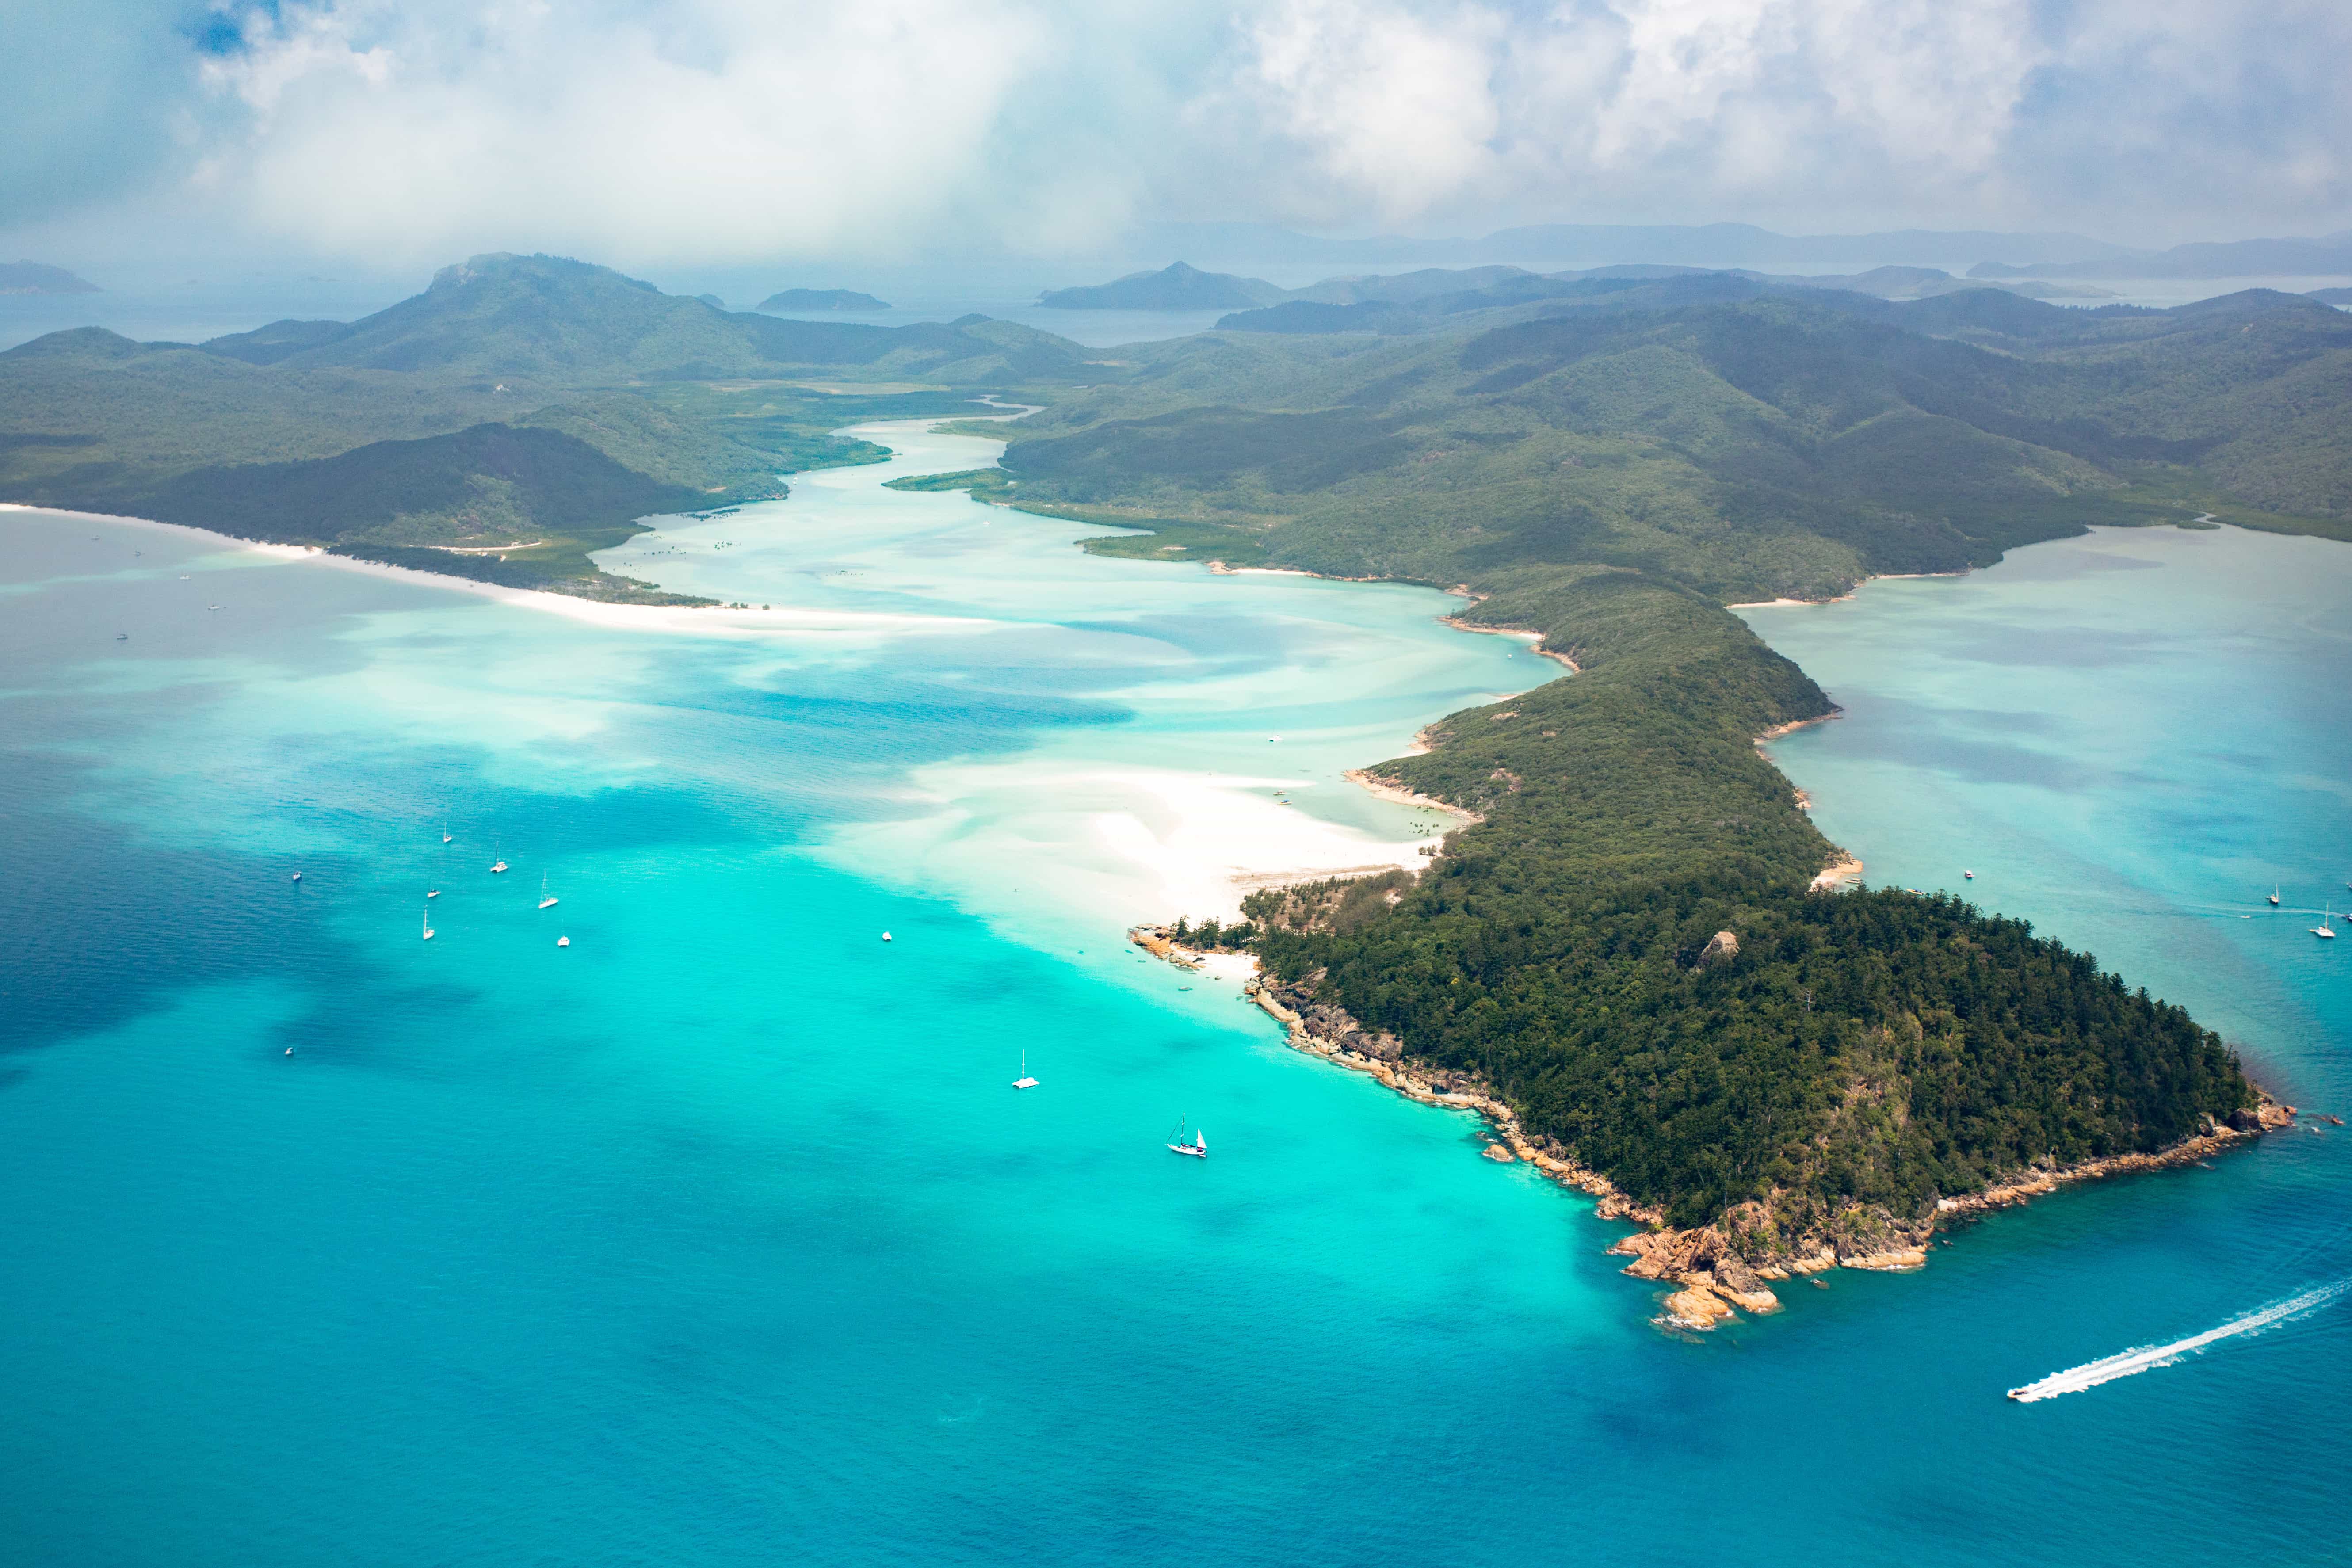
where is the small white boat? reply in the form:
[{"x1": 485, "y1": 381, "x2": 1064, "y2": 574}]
[
  {"x1": 882, "y1": 931, "x2": 893, "y2": 942},
  {"x1": 427, "y1": 889, "x2": 439, "y2": 899},
  {"x1": 290, "y1": 871, "x2": 302, "y2": 882},
  {"x1": 1963, "y1": 870, "x2": 1974, "y2": 879},
  {"x1": 491, "y1": 860, "x2": 508, "y2": 874},
  {"x1": 422, "y1": 905, "x2": 435, "y2": 942},
  {"x1": 1013, "y1": 1049, "x2": 1038, "y2": 1091},
  {"x1": 2316, "y1": 908, "x2": 2338, "y2": 939},
  {"x1": 556, "y1": 935, "x2": 570, "y2": 947},
  {"x1": 1166, "y1": 1116, "x2": 1208, "y2": 1158},
  {"x1": 538, "y1": 872, "x2": 557, "y2": 911}
]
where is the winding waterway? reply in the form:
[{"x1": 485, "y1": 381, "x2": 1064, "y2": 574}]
[{"x1": 3, "y1": 424, "x2": 2346, "y2": 1565}]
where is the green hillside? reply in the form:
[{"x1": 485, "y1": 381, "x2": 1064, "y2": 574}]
[
  {"x1": 974, "y1": 287, "x2": 2350, "y2": 613},
  {"x1": 0, "y1": 254, "x2": 1078, "y2": 599}
]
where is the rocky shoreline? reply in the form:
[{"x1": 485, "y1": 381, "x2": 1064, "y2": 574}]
[{"x1": 1127, "y1": 923, "x2": 2297, "y2": 1334}]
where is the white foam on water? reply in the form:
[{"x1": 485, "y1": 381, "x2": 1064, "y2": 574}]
[{"x1": 2008, "y1": 1277, "x2": 2351, "y2": 1402}]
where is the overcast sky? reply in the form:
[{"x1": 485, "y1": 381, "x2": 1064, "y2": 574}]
[{"x1": 7, "y1": 0, "x2": 2347, "y2": 276}]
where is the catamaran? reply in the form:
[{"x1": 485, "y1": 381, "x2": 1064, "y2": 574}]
[
  {"x1": 491, "y1": 840, "x2": 508, "y2": 874},
  {"x1": 1166, "y1": 1115, "x2": 1208, "y2": 1158},
  {"x1": 422, "y1": 905, "x2": 435, "y2": 942},
  {"x1": 556, "y1": 935, "x2": 570, "y2": 948},
  {"x1": 1013, "y1": 1050, "x2": 1038, "y2": 1090},
  {"x1": 538, "y1": 872, "x2": 558, "y2": 910}
]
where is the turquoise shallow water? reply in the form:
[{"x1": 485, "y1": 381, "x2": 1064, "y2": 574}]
[{"x1": 5, "y1": 443, "x2": 2349, "y2": 1566}]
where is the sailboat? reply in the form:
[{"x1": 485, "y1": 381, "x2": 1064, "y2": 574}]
[
  {"x1": 427, "y1": 889, "x2": 439, "y2": 899},
  {"x1": 2270, "y1": 886, "x2": 2282, "y2": 905},
  {"x1": 538, "y1": 872, "x2": 558, "y2": 910},
  {"x1": 2316, "y1": 908, "x2": 2338, "y2": 939},
  {"x1": 1013, "y1": 1051, "x2": 1038, "y2": 1090},
  {"x1": 442, "y1": 826, "x2": 452, "y2": 844},
  {"x1": 490, "y1": 840, "x2": 508, "y2": 874},
  {"x1": 1166, "y1": 1115, "x2": 1208, "y2": 1158},
  {"x1": 422, "y1": 904, "x2": 435, "y2": 942}
]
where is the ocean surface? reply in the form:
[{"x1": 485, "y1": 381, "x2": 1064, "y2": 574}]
[{"x1": 4, "y1": 424, "x2": 2349, "y2": 1565}]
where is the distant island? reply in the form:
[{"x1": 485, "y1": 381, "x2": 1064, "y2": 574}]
[
  {"x1": 1, "y1": 261, "x2": 100, "y2": 295},
  {"x1": 755, "y1": 288, "x2": 890, "y2": 313},
  {"x1": 1038, "y1": 261, "x2": 1287, "y2": 310}
]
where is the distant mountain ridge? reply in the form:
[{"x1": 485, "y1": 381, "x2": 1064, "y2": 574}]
[
  {"x1": 756, "y1": 288, "x2": 891, "y2": 313},
  {"x1": 192, "y1": 253, "x2": 1079, "y2": 381},
  {"x1": 1972, "y1": 233, "x2": 2352, "y2": 280},
  {"x1": 1130, "y1": 221, "x2": 2140, "y2": 271},
  {"x1": 1038, "y1": 262, "x2": 1289, "y2": 310},
  {"x1": 1211, "y1": 263, "x2": 2116, "y2": 333},
  {"x1": 0, "y1": 261, "x2": 100, "y2": 295}
]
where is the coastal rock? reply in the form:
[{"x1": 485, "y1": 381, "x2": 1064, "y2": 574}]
[
  {"x1": 2228, "y1": 1107, "x2": 2264, "y2": 1132},
  {"x1": 1660, "y1": 1285, "x2": 1736, "y2": 1330},
  {"x1": 1716, "y1": 1285, "x2": 1783, "y2": 1314},
  {"x1": 1698, "y1": 930, "x2": 1739, "y2": 967},
  {"x1": 1482, "y1": 1143, "x2": 1516, "y2": 1163},
  {"x1": 1837, "y1": 1248, "x2": 1928, "y2": 1272}
]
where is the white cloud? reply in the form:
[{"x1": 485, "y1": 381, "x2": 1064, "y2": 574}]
[
  {"x1": 1201, "y1": 0, "x2": 1509, "y2": 224},
  {"x1": 6, "y1": 0, "x2": 2346, "y2": 266},
  {"x1": 193, "y1": 0, "x2": 1070, "y2": 266}
]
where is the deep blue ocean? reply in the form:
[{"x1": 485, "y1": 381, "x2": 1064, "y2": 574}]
[{"x1": 4, "y1": 432, "x2": 2348, "y2": 1566}]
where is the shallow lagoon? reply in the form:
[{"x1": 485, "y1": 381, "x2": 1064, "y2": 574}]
[{"x1": 4, "y1": 436, "x2": 2347, "y2": 1564}]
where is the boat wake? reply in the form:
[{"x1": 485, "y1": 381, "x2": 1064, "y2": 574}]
[{"x1": 2008, "y1": 1277, "x2": 2351, "y2": 1402}]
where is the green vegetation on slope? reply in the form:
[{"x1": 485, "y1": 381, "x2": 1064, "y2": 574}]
[
  {"x1": 996, "y1": 284, "x2": 2352, "y2": 603},
  {"x1": 997, "y1": 286, "x2": 2296, "y2": 1260},
  {"x1": 1241, "y1": 575, "x2": 2249, "y2": 1251},
  {"x1": 0, "y1": 254, "x2": 1080, "y2": 600}
]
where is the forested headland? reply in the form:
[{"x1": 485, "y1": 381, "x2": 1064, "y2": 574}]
[{"x1": 961, "y1": 279, "x2": 2337, "y2": 1282}]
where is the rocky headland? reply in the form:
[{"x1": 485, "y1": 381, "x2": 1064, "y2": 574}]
[{"x1": 1129, "y1": 923, "x2": 2295, "y2": 1334}]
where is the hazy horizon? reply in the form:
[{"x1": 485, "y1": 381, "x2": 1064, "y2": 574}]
[{"x1": 8, "y1": 0, "x2": 2348, "y2": 284}]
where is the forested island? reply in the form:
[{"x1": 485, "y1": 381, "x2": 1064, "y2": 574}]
[
  {"x1": 8, "y1": 254, "x2": 2340, "y2": 1320},
  {"x1": 0, "y1": 260, "x2": 100, "y2": 294},
  {"x1": 756, "y1": 288, "x2": 891, "y2": 313}
]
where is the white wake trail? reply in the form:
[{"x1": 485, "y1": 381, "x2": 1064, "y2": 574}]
[{"x1": 2007, "y1": 1278, "x2": 2352, "y2": 1402}]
